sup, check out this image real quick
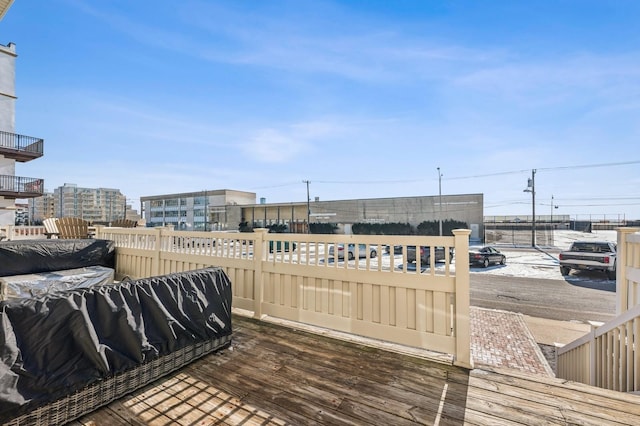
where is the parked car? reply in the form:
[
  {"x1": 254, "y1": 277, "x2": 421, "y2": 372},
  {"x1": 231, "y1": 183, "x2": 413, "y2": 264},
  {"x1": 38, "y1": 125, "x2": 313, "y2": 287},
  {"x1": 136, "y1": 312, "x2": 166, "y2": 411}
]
[
  {"x1": 329, "y1": 243, "x2": 378, "y2": 260},
  {"x1": 469, "y1": 246, "x2": 506, "y2": 268},
  {"x1": 405, "y1": 246, "x2": 454, "y2": 265},
  {"x1": 385, "y1": 245, "x2": 404, "y2": 255},
  {"x1": 559, "y1": 241, "x2": 616, "y2": 279}
]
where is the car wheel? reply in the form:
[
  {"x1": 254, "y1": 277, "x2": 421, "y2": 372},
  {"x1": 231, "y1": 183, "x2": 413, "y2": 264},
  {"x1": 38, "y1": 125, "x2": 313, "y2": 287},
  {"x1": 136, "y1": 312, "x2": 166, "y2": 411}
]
[
  {"x1": 483, "y1": 258, "x2": 489, "y2": 268},
  {"x1": 348, "y1": 252, "x2": 355, "y2": 260},
  {"x1": 370, "y1": 250, "x2": 377, "y2": 258},
  {"x1": 500, "y1": 256, "x2": 506, "y2": 265},
  {"x1": 560, "y1": 266, "x2": 570, "y2": 276}
]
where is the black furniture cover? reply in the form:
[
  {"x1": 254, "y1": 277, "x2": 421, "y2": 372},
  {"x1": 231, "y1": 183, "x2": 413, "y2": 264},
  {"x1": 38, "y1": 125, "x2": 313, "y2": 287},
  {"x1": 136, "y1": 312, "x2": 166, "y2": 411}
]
[
  {"x1": 0, "y1": 239, "x2": 115, "y2": 277},
  {"x1": 0, "y1": 267, "x2": 232, "y2": 423}
]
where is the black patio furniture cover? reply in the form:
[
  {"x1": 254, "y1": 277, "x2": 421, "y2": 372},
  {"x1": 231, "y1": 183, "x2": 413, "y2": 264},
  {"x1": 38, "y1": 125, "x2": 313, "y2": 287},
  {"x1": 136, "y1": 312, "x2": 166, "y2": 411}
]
[
  {"x1": 0, "y1": 239, "x2": 115, "y2": 277},
  {"x1": 0, "y1": 267, "x2": 232, "y2": 423}
]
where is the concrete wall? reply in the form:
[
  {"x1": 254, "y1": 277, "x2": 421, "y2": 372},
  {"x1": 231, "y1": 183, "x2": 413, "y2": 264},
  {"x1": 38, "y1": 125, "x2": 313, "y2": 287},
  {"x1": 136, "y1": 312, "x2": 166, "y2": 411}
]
[{"x1": 231, "y1": 193, "x2": 484, "y2": 234}]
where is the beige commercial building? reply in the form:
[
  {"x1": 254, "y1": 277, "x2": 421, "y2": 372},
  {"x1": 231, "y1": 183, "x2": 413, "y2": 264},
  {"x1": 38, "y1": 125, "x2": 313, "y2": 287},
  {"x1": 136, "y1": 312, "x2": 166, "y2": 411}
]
[{"x1": 232, "y1": 193, "x2": 483, "y2": 238}]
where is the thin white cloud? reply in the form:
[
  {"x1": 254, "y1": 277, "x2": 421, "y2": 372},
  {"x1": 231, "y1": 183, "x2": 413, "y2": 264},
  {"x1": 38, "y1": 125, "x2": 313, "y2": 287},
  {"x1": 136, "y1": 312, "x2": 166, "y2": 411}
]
[
  {"x1": 66, "y1": 0, "x2": 499, "y2": 83},
  {"x1": 454, "y1": 53, "x2": 640, "y2": 105},
  {"x1": 243, "y1": 128, "x2": 310, "y2": 163}
]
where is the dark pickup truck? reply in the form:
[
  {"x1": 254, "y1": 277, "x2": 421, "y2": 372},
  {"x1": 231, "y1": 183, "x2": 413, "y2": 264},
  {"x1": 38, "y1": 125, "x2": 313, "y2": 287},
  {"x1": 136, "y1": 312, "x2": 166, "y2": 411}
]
[{"x1": 558, "y1": 241, "x2": 617, "y2": 280}]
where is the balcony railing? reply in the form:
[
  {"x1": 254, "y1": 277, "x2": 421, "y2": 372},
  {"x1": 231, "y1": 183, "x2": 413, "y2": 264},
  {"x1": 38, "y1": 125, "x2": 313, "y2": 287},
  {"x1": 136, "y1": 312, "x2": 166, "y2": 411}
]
[
  {"x1": 0, "y1": 175, "x2": 44, "y2": 198},
  {"x1": 557, "y1": 228, "x2": 640, "y2": 393},
  {"x1": 0, "y1": 130, "x2": 44, "y2": 162}
]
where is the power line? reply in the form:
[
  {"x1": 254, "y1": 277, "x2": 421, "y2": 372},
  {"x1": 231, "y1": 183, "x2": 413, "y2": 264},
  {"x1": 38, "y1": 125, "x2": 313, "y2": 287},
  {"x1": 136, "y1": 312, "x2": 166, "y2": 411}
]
[
  {"x1": 552, "y1": 196, "x2": 640, "y2": 201},
  {"x1": 262, "y1": 160, "x2": 640, "y2": 187},
  {"x1": 315, "y1": 178, "x2": 427, "y2": 184},
  {"x1": 250, "y1": 181, "x2": 301, "y2": 190},
  {"x1": 537, "y1": 160, "x2": 640, "y2": 172},
  {"x1": 444, "y1": 160, "x2": 640, "y2": 182}
]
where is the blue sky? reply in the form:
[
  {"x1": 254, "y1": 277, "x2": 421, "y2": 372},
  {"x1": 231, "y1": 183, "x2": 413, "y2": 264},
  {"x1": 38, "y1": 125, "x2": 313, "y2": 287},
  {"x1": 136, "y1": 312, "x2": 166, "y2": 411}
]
[{"x1": 2, "y1": 0, "x2": 639, "y2": 220}]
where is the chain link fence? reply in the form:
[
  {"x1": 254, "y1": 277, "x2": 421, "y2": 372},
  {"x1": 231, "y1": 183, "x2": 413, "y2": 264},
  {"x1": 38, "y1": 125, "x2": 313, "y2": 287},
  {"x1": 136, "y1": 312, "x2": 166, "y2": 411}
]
[{"x1": 484, "y1": 223, "x2": 556, "y2": 246}]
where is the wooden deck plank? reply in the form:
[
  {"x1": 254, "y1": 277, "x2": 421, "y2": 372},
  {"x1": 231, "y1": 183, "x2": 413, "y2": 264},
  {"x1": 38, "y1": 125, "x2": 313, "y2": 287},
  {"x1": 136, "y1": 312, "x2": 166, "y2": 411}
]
[
  {"x1": 77, "y1": 313, "x2": 640, "y2": 426},
  {"x1": 184, "y1": 358, "x2": 363, "y2": 425},
  {"x1": 231, "y1": 319, "x2": 470, "y2": 424},
  {"x1": 467, "y1": 369, "x2": 640, "y2": 425},
  {"x1": 237, "y1": 316, "x2": 456, "y2": 380}
]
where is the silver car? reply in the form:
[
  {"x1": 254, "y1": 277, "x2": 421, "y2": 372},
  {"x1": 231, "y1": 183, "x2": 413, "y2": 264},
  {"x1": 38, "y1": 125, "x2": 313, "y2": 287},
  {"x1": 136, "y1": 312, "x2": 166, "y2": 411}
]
[{"x1": 329, "y1": 243, "x2": 378, "y2": 260}]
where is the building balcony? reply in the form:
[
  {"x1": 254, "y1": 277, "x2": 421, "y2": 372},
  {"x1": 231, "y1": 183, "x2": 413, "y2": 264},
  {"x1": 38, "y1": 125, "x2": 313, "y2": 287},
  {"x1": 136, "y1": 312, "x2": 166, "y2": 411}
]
[
  {"x1": 0, "y1": 130, "x2": 44, "y2": 162},
  {"x1": 0, "y1": 175, "x2": 44, "y2": 198}
]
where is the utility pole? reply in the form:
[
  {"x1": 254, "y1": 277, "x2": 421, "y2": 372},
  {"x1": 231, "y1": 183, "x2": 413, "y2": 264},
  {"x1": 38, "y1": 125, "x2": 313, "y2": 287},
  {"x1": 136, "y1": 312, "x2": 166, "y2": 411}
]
[
  {"x1": 523, "y1": 169, "x2": 536, "y2": 247},
  {"x1": 303, "y1": 180, "x2": 310, "y2": 233},
  {"x1": 437, "y1": 167, "x2": 443, "y2": 236}
]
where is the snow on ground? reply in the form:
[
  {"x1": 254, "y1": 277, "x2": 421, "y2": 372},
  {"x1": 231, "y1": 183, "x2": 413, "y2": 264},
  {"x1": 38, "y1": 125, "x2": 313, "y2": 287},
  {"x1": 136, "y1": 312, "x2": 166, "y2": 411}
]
[
  {"x1": 472, "y1": 230, "x2": 618, "y2": 281},
  {"x1": 382, "y1": 230, "x2": 618, "y2": 281},
  {"x1": 275, "y1": 229, "x2": 619, "y2": 282}
]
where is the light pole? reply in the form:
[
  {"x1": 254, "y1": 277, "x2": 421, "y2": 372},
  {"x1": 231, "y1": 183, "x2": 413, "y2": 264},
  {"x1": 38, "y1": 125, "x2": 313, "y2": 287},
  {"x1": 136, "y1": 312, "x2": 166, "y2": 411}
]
[
  {"x1": 437, "y1": 167, "x2": 443, "y2": 236},
  {"x1": 303, "y1": 180, "x2": 310, "y2": 233},
  {"x1": 523, "y1": 169, "x2": 536, "y2": 247}
]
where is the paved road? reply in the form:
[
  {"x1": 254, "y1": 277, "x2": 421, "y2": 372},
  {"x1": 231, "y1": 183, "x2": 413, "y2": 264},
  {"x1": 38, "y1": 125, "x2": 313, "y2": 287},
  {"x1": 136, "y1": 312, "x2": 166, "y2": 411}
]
[{"x1": 470, "y1": 273, "x2": 616, "y2": 323}]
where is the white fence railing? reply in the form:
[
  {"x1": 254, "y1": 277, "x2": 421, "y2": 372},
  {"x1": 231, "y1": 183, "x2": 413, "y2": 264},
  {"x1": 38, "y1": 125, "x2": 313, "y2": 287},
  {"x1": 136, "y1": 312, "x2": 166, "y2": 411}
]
[
  {"x1": 557, "y1": 303, "x2": 640, "y2": 392},
  {"x1": 557, "y1": 227, "x2": 640, "y2": 392},
  {"x1": 0, "y1": 225, "x2": 47, "y2": 240},
  {"x1": 94, "y1": 226, "x2": 473, "y2": 368},
  {"x1": 617, "y1": 228, "x2": 640, "y2": 314}
]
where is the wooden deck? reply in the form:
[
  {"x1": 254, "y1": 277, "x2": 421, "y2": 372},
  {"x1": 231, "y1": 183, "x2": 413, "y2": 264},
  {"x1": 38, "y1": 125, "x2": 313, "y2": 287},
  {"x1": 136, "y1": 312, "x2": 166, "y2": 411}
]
[{"x1": 73, "y1": 314, "x2": 640, "y2": 425}]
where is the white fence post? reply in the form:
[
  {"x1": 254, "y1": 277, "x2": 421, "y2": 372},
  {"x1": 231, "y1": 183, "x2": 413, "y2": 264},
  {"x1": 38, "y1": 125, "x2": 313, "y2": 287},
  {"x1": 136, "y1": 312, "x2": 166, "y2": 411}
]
[
  {"x1": 616, "y1": 227, "x2": 640, "y2": 314},
  {"x1": 5, "y1": 225, "x2": 14, "y2": 240},
  {"x1": 154, "y1": 227, "x2": 165, "y2": 276},
  {"x1": 253, "y1": 229, "x2": 268, "y2": 319},
  {"x1": 588, "y1": 320, "x2": 603, "y2": 387},
  {"x1": 453, "y1": 228, "x2": 472, "y2": 368}
]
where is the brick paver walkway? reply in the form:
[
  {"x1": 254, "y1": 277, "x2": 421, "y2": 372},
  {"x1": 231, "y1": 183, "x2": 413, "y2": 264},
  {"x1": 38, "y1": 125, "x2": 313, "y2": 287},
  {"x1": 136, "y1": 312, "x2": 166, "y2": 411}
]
[{"x1": 470, "y1": 306, "x2": 554, "y2": 376}]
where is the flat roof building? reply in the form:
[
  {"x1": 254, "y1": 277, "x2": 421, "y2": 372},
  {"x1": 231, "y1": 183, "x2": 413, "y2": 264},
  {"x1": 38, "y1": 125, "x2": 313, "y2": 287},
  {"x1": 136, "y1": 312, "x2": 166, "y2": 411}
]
[
  {"x1": 141, "y1": 189, "x2": 483, "y2": 238},
  {"x1": 141, "y1": 189, "x2": 256, "y2": 231},
  {"x1": 231, "y1": 193, "x2": 483, "y2": 238}
]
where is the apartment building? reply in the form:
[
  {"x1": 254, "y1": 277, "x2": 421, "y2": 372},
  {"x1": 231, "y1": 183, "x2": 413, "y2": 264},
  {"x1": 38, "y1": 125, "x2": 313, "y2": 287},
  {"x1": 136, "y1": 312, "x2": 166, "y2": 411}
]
[
  {"x1": 0, "y1": 2, "x2": 45, "y2": 225},
  {"x1": 28, "y1": 183, "x2": 140, "y2": 224},
  {"x1": 141, "y1": 189, "x2": 256, "y2": 231}
]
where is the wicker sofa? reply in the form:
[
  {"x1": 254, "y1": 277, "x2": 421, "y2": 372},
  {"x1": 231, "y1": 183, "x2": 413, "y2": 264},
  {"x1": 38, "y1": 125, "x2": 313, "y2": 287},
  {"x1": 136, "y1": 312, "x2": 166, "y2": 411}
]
[{"x1": 0, "y1": 239, "x2": 232, "y2": 426}]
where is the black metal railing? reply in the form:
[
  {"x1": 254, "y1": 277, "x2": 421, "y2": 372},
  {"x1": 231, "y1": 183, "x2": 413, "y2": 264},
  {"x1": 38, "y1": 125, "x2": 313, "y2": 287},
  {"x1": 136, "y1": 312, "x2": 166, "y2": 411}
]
[
  {"x1": 0, "y1": 175, "x2": 44, "y2": 198},
  {"x1": 0, "y1": 130, "x2": 44, "y2": 160}
]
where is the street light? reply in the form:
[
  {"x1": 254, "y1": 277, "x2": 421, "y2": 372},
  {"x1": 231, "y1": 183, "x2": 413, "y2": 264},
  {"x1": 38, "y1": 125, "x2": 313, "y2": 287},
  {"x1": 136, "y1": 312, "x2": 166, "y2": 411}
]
[
  {"x1": 303, "y1": 180, "x2": 311, "y2": 233},
  {"x1": 550, "y1": 195, "x2": 559, "y2": 226},
  {"x1": 523, "y1": 169, "x2": 536, "y2": 247},
  {"x1": 437, "y1": 167, "x2": 443, "y2": 236}
]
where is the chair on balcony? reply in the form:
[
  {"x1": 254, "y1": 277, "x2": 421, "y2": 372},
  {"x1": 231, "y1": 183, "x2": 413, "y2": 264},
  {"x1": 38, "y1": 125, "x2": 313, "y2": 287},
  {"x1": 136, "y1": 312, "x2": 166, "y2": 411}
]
[
  {"x1": 43, "y1": 218, "x2": 59, "y2": 239},
  {"x1": 57, "y1": 217, "x2": 90, "y2": 239},
  {"x1": 111, "y1": 219, "x2": 137, "y2": 228}
]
